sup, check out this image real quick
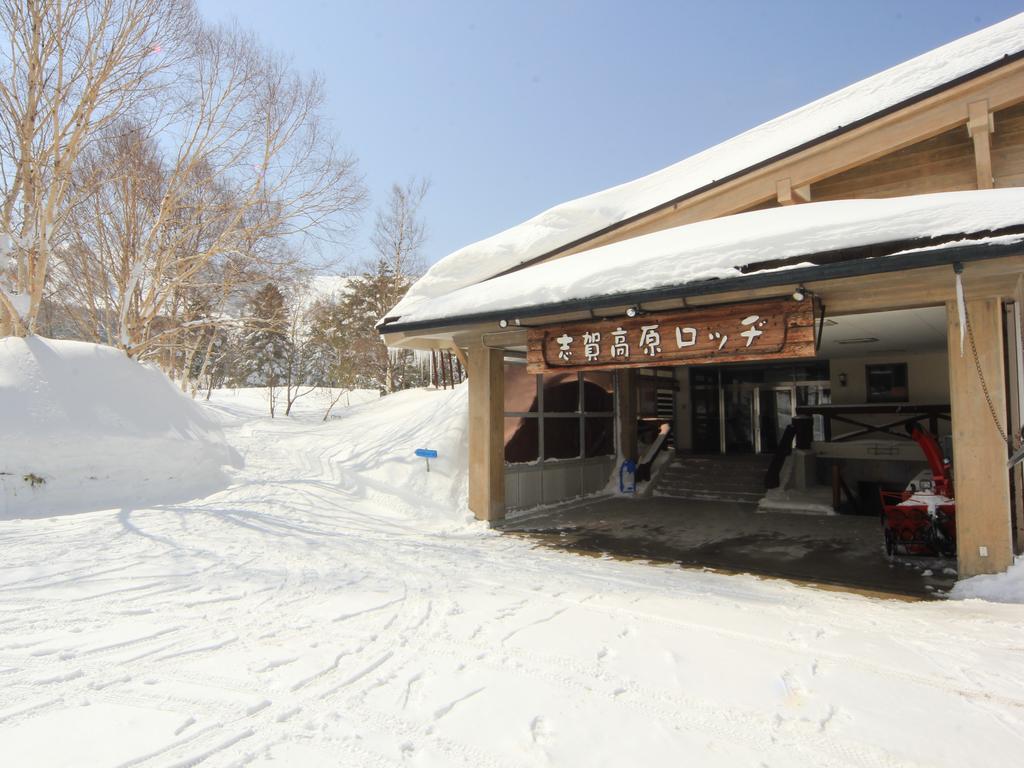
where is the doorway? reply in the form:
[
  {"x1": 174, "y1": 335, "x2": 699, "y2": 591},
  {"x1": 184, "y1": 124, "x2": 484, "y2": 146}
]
[{"x1": 689, "y1": 362, "x2": 831, "y2": 454}]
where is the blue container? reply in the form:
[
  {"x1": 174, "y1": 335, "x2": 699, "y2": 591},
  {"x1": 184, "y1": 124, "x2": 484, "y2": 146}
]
[{"x1": 619, "y1": 459, "x2": 637, "y2": 494}]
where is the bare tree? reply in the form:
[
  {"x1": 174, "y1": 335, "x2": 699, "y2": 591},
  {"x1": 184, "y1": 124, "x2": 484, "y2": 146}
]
[
  {"x1": 371, "y1": 178, "x2": 429, "y2": 280},
  {"x1": 48, "y1": 21, "x2": 363, "y2": 362},
  {"x1": 0, "y1": 0, "x2": 199, "y2": 336}
]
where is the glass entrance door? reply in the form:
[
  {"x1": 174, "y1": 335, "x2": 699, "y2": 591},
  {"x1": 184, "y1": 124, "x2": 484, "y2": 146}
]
[
  {"x1": 724, "y1": 387, "x2": 755, "y2": 453},
  {"x1": 758, "y1": 387, "x2": 794, "y2": 453},
  {"x1": 688, "y1": 363, "x2": 831, "y2": 455},
  {"x1": 691, "y1": 368, "x2": 721, "y2": 453}
]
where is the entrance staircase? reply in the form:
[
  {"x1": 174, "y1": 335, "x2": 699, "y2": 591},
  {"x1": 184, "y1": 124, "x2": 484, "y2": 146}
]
[{"x1": 652, "y1": 454, "x2": 771, "y2": 505}]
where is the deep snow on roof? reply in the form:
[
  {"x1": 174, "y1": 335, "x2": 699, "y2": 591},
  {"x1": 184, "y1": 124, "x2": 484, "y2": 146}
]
[
  {"x1": 384, "y1": 189, "x2": 1024, "y2": 329},
  {"x1": 389, "y1": 13, "x2": 1024, "y2": 322}
]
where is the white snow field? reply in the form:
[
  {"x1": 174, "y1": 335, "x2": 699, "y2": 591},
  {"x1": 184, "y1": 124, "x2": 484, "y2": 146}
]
[{"x1": 2, "y1": 375, "x2": 1024, "y2": 766}]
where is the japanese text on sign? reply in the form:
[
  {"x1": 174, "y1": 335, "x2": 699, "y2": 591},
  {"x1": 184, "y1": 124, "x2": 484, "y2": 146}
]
[{"x1": 526, "y1": 298, "x2": 816, "y2": 373}]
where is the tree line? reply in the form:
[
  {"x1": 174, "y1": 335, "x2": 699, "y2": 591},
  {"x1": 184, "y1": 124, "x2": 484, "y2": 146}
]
[
  {"x1": 190, "y1": 181, "x2": 464, "y2": 418},
  {"x1": 0, "y1": 0, "x2": 462, "y2": 412}
]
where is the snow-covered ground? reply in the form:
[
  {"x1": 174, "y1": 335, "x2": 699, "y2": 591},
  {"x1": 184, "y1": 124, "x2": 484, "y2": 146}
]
[{"x1": 3, "y1": 380, "x2": 1024, "y2": 766}]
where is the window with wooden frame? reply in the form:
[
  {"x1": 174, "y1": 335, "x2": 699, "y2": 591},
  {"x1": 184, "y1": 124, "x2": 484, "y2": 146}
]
[{"x1": 503, "y1": 363, "x2": 615, "y2": 464}]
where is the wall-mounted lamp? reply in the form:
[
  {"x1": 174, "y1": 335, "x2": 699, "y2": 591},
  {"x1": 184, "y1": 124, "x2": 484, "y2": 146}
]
[
  {"x1": 838, "y1": 372, "x2": 848, "y2": 387},
  {"x1": 792, "y1": 285, "x2": 807, "y2": 302},
  {"x1": 625, "y1": 305, "x2": 641, "y2": 318},
  {"x1": 497, "y1": 318, "x2": 521, "y2": 329}
]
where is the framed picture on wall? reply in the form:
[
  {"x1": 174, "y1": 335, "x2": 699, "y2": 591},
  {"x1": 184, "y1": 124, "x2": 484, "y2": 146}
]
[{"x1": 866, "y1": 362, "x2": 909, "y2": 403}]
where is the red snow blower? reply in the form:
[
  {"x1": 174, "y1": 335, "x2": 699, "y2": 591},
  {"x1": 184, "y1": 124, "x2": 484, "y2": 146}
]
[{"x1": 879, "y1": 423, "x2": 957, "y2": 557}]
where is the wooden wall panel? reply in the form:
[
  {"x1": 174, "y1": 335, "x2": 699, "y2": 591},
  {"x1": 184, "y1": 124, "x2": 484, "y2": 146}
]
[
  {"x1": 811, "y1": 126, "x2": 976, "y2": 202},
  {"x1": 992, "y1": 101, "x2": 1024, "y2": 188}
]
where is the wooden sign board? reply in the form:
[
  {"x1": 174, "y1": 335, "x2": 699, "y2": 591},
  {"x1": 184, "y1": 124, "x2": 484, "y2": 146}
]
[{"x1": 526, "y1": 297, "x2": 817, "y2": 373}]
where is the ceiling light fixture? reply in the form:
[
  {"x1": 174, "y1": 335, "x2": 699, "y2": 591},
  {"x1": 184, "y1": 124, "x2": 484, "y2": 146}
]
[{"x1": 836, "y1": 337, "x2": 879, "y2": 345}]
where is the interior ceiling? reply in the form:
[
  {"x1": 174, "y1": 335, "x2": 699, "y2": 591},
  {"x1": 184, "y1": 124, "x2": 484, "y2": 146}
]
[{"x1": 818, "y1": 306, "x2": 948, "y2": 359}]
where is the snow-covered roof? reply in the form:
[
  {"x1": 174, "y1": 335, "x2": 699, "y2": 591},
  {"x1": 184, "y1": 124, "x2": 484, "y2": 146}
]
[
  {"x1": 388, "y1": 13, "x2": 1024, "y2": 323},
  {"x1": 383, "y1": 189, "x2": 1024, "y2": 329}
]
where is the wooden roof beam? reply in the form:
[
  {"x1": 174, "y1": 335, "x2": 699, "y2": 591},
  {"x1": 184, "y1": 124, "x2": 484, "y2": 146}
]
[
  {"x1": 776, "y1": 178, "x2": 811, "y2": 205},
  {"x1": 968, "y1": 98, "x2": 995, "y2": 189}
]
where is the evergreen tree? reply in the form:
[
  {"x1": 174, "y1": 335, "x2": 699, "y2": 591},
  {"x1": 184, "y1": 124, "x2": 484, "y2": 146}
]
[{"x1": 241, "y1": 283, "x2": 292, "y2": 414}]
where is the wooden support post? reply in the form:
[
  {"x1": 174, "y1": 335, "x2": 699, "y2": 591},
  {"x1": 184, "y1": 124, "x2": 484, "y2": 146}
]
[
  {"x1": 776, "y1": 177, "x2": 810, "y2": 205},
  {"x1": 616, "y1": 369, "x2": 638, "y2": 463},
  {"x1": 947, "y1": 298, "x2": 1014, "y2": 577},
  {"x1": 468, "y1": 344, "x2": 505, "y2": 522},
  {"x1": 967, "y1": 99, "x2": 994, "y2": 190},
  {"x1": 1010, "y1": 282, "x2": 1024, "y2": 554}
]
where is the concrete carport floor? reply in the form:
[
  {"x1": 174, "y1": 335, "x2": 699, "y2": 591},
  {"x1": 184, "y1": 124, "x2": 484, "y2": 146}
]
[{"x1": 496, "y1": 496, "x2": 958, "y2": 598}]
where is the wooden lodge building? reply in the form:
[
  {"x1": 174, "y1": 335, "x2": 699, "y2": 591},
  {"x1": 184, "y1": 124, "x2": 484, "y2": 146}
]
[{"x1": 380, "y1": 15, "x2": 1024, "y2": 582}]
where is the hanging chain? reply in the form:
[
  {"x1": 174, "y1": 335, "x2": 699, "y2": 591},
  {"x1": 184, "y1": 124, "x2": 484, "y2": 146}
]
[{"x1": 963, "y1": 305, "x2": 1020, "y2": 451}]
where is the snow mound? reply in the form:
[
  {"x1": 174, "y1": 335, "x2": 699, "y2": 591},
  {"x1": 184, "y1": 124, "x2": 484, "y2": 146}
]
[
  {"x1": 315, "y1": 384, "x2": 471, "y2": 523},
  {"x1": 950, "y1": 556, "x2": 1024, "y2": 603},
  {"x1": 0, "y1": 337, "x2": 240, "y2": 517}
]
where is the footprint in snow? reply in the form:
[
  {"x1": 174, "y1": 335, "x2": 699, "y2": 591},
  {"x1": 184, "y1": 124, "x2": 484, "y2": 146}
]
[{"x1": 530, "y1": 715, "x2": 553, "y2": 746}]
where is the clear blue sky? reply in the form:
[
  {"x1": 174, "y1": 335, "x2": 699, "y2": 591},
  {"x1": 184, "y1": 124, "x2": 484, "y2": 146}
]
[{"x1": 199, "y1": 0, "x2": 1023, "y2": 270}]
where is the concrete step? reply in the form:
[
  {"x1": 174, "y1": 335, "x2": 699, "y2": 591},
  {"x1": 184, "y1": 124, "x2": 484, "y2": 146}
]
[
  {"x1": 651, "y1": 493, "x2": 765, "y2": 505},
  {"x1": 652, "y1": 454, "x2": 771, "y2": 503},
  {"x1": 653, "y1": 482, "x2": 764, "y2": 500},
  {"x1": 658, "y1": 471, "x2": 766, "y2": 484}
]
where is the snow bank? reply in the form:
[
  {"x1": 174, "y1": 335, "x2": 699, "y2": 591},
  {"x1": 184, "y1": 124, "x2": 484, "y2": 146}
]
[
  {"x1": 0, "y1": 337, "x2": 240, "y2": 517},
  {"x1": 389, "y1": 13, "x2": 1024, "y2": 320},
  {"x1": 393, "y1": 188, "x2": 1024, "y2": 326},
  {"x1": 949, "y1": 556, "x2": 1024, "y2": 603},
  {"x1": 199, "y1": 384, "x2": 469, "y2": 526},
  {"x1": 315, "y1": 385, "x2": 471, "y2": 522}
]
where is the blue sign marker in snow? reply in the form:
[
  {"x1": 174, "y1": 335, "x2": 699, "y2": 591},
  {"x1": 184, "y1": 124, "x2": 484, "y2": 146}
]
[{"x1": 415, "y1": 448, "x2": 438, "y2": 472}]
